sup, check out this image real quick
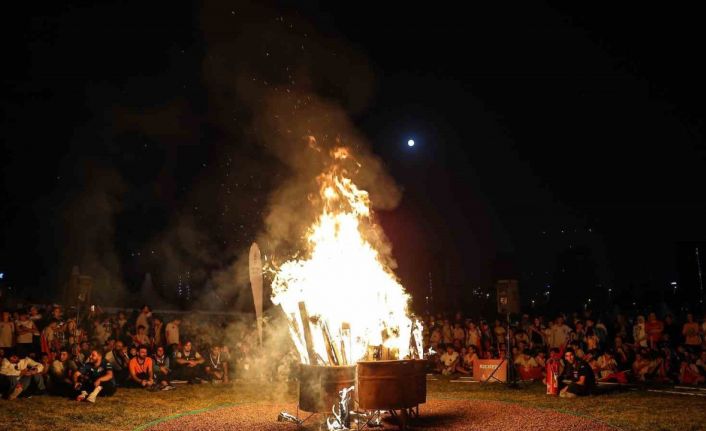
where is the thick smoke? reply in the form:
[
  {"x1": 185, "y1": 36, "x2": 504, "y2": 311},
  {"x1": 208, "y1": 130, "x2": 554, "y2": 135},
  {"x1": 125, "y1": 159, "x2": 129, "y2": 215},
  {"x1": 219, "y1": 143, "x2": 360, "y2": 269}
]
[
  {"x1": 55, "y1": 1, "x2": 403, "y2": 316},
  {"x1": 60, "y1": 160, "x2": 127, "y2": 305},
  {"x1": 200, "y1": 1, "x2": 403, "y2": 308}
]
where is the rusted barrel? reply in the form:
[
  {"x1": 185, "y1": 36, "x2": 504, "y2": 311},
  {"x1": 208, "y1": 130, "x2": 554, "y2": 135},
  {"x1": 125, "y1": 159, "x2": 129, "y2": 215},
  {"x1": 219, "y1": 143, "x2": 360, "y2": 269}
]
[
  {"x1": 412, "y1": 359, "x2": 428, "y2": 404},
  {"x1": 356, "y1": 360, "x2": 417, "y2": 410},
  {"x1": 298, "y1": 363, "x2": 357, "y2": 412}
]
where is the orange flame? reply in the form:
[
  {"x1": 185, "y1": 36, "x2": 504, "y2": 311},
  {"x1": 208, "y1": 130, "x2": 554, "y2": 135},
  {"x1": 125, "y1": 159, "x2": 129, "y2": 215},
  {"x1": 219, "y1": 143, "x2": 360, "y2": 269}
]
[{"x1": 271, "y1": 146, "x2": 420, "y2": 364}]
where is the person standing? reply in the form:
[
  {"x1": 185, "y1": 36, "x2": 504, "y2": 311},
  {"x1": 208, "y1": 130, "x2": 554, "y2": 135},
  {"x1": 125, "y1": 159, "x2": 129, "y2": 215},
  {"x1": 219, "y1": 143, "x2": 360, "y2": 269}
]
[
  {"x1": 152, "y1": 316, "x2": 165, "y2": 348},
  {"x1": 550, "y1": 316, "x2": 572, "y2": 349},
  {"x1": 15, "y1": 311, "x2": 37, "y2": 356},
  {"x1": 165, "y1": 318, "x2": 181, "y2": 352},
  {"x1": 136, "y1": 305, "x2": 152, "y2": 335},
  {"x1": 682, "y1": 313, "x2": 702, "y2": 348},
  {"x1": 0, "y1": 311, "x2": 15, "y2": 350},
  {"x1": 645, "y1": 313, "x2": 664, "y2": 349},
  {"x1": 132, "y1": 325, "x2": 150, "y2": 348},
  {"x1": 633, "y1": 316, "x2": 648, "y2": 348},
  {"x1": 529, "y1": 317, "x2": 545, "y2": 350},
  {"x1": 465, "y1": 321, "x2": 481, "y2": 350}
]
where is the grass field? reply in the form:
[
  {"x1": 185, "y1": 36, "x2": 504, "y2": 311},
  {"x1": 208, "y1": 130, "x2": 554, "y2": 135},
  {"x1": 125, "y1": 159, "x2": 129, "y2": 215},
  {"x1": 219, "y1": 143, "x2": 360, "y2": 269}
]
[{"x1": 1, "y1": 378, "x2": 705, "y2": 431}]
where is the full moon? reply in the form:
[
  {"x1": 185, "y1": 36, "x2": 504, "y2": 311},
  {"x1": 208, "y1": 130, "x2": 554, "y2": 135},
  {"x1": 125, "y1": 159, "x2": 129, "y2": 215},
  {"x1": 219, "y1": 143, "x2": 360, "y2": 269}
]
[{"x1": 407, "y1": 139, "x2": 415, "y2": 147}]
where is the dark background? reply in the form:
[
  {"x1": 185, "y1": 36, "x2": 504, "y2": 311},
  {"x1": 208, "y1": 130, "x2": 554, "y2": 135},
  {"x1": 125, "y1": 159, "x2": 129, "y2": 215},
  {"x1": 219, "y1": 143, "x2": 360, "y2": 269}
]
[{"x1": 1, "y1": 1, "x2": 705, "y2": 314}]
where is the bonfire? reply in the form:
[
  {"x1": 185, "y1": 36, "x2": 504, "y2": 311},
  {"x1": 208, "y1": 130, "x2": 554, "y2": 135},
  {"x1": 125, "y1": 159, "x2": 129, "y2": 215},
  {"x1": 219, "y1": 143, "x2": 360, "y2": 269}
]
[{"x1": 270, "y1": 143, "x2": 423, "y2": 365}]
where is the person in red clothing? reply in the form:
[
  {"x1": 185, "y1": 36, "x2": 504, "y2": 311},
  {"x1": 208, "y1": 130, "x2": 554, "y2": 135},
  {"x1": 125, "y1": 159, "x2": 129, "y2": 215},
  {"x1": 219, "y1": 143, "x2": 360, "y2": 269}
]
[
  {"x1": 546, "y1": 347, "x2": 563, "y2": 395},
  {"x1": 128, "y1": 345, "x2": 155, "y2": 389},
  {"x1": 679, "y1": 356, "x2": 705, "y2": 385},
  {"x1": 644, "y1": 313, "x2": 664, "y2": 349}
]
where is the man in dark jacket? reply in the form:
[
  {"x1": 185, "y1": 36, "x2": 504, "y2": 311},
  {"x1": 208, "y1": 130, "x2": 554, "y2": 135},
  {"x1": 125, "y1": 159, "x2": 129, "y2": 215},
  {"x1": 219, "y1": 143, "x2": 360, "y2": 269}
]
[{"x1": 560, "y1": 348, "x2": 595, "y2": 397}]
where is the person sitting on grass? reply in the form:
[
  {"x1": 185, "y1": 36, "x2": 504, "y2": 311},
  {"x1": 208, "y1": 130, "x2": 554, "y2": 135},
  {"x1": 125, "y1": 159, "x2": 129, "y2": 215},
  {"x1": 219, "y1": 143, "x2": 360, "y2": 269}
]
[
  {"x1": 695, "y1": 350, "x2": 706, "y2": 376},
  {"x1": 38, "y1": 352, "x2": 51, "y2": 382},
  {"x1": 128, "y1": 345, "x2": 156, "y2": 390},
  {"x1": 458, "y1": 345, "x2": 478, "y2": 375},
  {"x1": 153, "y1": 345, "x2": 174, "y2": 390},
  {"x1": 439, "y1": 344, "x2": 459, "y2": 376},
  {"x1": 105, "y1": 340, "x2": 130, "y2": 386},
  {"x1": 559, "y1": 348, "x2": 595, "y2": 398},
  {"x1": 49, "y1": 348, "x2": 77, "y2": 396},
  {"x1": 73, "y1": 349, "x2": 116, "y2": 403},
  {"x1": 632, "y1": 350, "x2": 653, "y2": 382},
  {"x1": 534, "y1": 350, "x2": 547, "y2": 369},
  {"x1": 515, "y1": 348, "x2": 542, "y2": 381},
  {"x1": 174, "y1": 340, "x2": 205, "y2": 383},
  {"x1": 679, "y1": 354, "x2": 705, "y2": 385},
  {"x1": 595, "y1": 350, "x2": 626, "y2": 383},
  {"x1": 165, "y1": 318, "x2": 181, "y2": 354},
  {"x1": 613, "y1": 336, "x2": 632, "y2": 370},
  {"x1": 0, "y1": 349, "x2": 46, "y2": 400},
  {"x1": 454, "y1": 347, "x2": 471, "y2": 375},
  {"x1": 204, "y1": 345, "x2": 230, "y2": 384},
  {"x1": 70, "y1": 343, "x2": 85, "y2": 368}
]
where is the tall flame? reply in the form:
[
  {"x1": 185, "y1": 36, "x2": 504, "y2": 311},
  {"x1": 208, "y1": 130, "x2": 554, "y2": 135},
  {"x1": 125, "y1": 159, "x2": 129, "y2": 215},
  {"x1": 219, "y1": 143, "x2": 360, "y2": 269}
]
[{"x1": 271, "y1": 145, "x2": 419, "y2": 364}]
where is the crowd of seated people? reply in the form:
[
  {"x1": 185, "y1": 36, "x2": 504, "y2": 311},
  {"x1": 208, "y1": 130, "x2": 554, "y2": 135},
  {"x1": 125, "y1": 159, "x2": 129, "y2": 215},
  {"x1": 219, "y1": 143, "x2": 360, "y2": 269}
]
[
  {"x1": 2, "y1": 300, "x2": 705, "y2": 402},
  {"x1": 423, "y1": 309, "x2": 706, "y2": 393},
  {"x1": 0, "y1": 303, "x2": 263, "y2": 402}
]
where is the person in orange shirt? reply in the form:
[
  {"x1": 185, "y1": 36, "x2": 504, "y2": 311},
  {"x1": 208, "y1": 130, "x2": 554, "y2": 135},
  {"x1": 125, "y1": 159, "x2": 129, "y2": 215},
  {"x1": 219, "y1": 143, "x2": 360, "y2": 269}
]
[
  {"x1": 682, "y1": 313, "x2": 702, "y2": 347},
  {"x1": 644, "y1": 313, "x2": 664, "y2": 349},
  {"x1": 128, "y1": 345, "x2": 154, "y2": 389}
]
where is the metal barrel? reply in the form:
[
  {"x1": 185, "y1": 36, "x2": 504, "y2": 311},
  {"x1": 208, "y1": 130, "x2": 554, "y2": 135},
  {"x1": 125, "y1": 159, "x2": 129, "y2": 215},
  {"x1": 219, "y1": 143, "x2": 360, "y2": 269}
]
[
  {"x1": 298, "y1": 363, "x2": 357, "y2": 412},
  {"x1": 412, "y1": 359, "x2": 428, "y2": 404},
  {"x1": 356, "y1": 360, "x2": 418, "y2": 410}
]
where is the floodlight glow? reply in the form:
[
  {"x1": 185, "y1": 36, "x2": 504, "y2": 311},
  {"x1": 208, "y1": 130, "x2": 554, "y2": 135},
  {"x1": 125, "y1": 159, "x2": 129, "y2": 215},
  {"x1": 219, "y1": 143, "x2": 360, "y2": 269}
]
[{"x1": 407, "y1": 139, "x2": 415, "y2": 147}]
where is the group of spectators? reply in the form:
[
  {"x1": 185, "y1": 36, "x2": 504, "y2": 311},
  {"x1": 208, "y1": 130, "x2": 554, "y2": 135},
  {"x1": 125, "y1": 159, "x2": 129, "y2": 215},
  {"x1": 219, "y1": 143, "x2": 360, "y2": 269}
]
[
  {"x1": 0, "y1": 304, "x2": 259, "y2": 403},
  {"x1": 3, "y1": 300, "x2": 706, "y2": 403},
  {"x1": 425, "y1": 309, "x2": 706, "y2": 393}
]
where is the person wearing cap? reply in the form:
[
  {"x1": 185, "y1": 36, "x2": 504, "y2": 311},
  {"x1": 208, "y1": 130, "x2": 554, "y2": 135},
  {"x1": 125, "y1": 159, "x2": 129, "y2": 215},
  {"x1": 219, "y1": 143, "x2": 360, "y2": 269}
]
[{"x1": 0, "y1": 349, "x2": 46, "y2": 400}]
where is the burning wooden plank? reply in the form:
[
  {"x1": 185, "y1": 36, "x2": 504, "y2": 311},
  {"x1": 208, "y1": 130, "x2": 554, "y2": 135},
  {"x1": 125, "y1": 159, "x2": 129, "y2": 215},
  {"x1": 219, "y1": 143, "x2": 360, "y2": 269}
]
[
  {"x1": 321, "y1": 319, "x2": 341, "y2": 366},
  {"x1": 340, "y1": 322, "x2": 351, "y2": 365},
  {"x1": 298, "y1": 301, "x2": 318, "y2": 365},
  {"x1": 284, "y1": 310, "x2": 308, "y2": 364}
]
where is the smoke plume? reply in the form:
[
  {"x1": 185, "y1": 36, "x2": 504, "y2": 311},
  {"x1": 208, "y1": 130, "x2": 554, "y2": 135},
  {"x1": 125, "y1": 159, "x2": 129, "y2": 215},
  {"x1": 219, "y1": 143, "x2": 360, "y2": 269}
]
[
  {"x1": 60, "y1": 160, "x2": 127, "y2": 305},
  {"x1": 199, "y1": 1, "x2": 403, "y2": 310}
]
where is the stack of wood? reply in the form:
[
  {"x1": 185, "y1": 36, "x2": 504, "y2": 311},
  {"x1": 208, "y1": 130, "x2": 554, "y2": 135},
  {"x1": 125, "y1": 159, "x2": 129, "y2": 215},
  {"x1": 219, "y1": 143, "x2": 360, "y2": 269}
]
[
  {"x1": 283, "y1": 302, "x2": 424, "y2": 365},
  {"x1": 284, "y1": 302, "x2": 352, "y2": 366}
]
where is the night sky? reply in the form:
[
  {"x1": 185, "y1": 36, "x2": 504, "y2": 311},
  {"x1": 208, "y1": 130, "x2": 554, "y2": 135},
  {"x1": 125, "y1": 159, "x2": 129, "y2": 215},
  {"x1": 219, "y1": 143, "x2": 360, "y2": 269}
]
[{"x1": 2, "y1": 2, "x2": 705, "y2": 313}]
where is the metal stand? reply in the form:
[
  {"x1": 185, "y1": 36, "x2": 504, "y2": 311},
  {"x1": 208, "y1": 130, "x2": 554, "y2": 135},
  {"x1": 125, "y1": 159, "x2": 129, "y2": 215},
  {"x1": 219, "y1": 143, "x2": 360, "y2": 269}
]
[{"x1": 295, "y1": 405, "x2": 316, "y2": 428}]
